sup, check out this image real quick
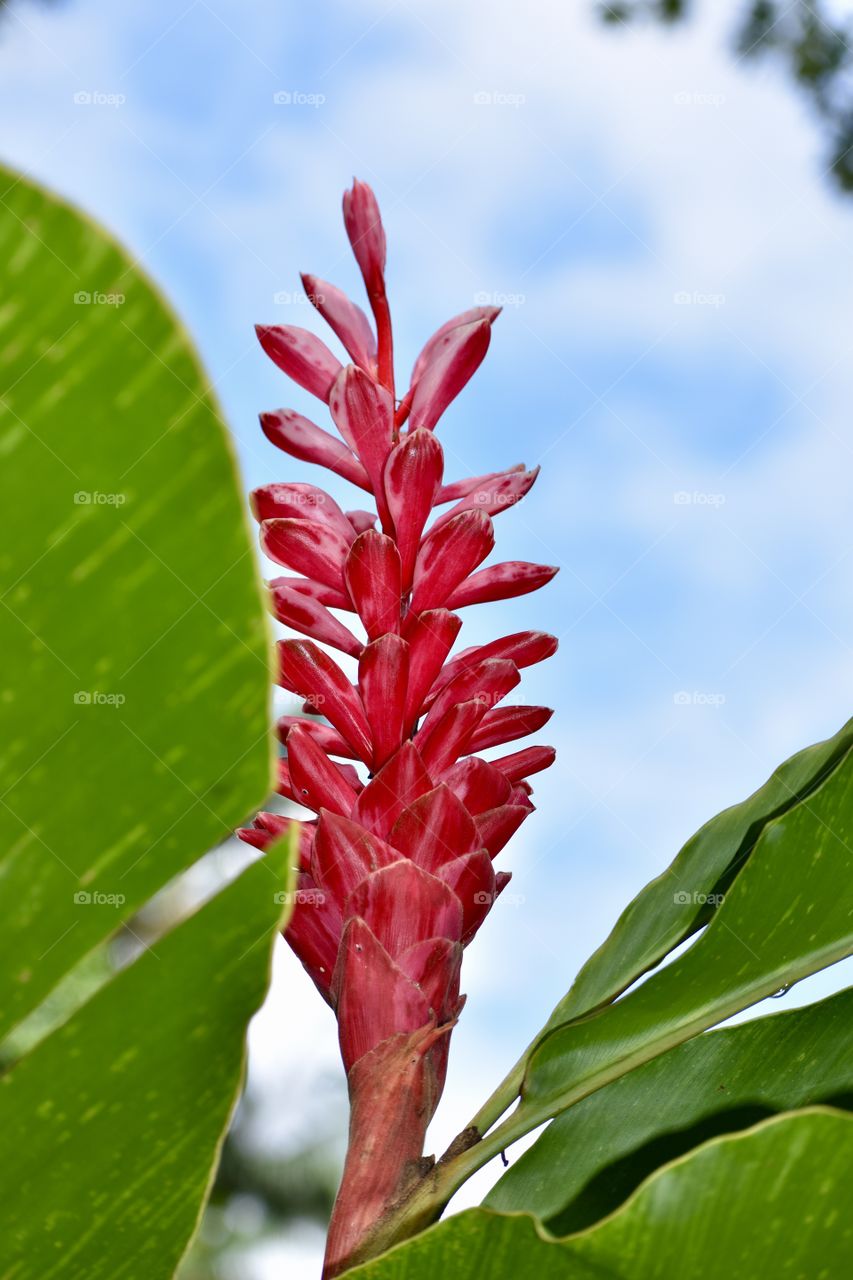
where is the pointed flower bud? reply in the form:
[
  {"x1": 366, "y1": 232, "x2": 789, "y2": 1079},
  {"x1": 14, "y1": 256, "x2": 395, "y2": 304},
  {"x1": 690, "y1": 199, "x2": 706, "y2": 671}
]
[{"x1": 343, "y1": 179, "x2": 387, "y2": 296}]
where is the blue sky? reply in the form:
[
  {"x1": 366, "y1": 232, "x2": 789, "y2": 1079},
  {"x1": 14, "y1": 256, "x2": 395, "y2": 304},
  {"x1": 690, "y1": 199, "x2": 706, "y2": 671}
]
[{"x1": 3, "y1": 1, "x2": 852, "y2": 1273}]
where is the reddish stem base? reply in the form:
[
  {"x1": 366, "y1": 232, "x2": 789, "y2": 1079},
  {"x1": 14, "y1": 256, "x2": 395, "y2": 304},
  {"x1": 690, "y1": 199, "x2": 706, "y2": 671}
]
[{"x1": 322, "y1": 1022, "x2": 449, "y2": 1278}]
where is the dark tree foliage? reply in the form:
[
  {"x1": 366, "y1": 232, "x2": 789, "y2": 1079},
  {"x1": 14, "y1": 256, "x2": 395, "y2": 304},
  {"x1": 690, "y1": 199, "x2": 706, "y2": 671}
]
[{"x1": 599, "y1": 1, "x2": 853, "y2": 192}]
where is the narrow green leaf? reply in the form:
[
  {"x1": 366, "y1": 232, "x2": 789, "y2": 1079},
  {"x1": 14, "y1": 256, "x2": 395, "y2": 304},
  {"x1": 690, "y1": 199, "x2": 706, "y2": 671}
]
[
  {"x1": 343, "y1": 1109, "x2": 853, "y2": 1279},
  {"x1": 468, "y1": 722, "x2": 853, "y2": 1144},
  {"x1": 548, "y1": 717, "x2": 853, "y2": 1030},
  {"x1": 486, "y1": 985, "x2": 853, "y2": 1228},
  {"x1": 518, "y1": 745, "x2": 853, "y2": 1128},
  {"x1": 0, "y1": 841, "x2": 290, "y2": 1280},
  {"x1": 0, "y1": 165, "x2": 273, "y2": 1042}
]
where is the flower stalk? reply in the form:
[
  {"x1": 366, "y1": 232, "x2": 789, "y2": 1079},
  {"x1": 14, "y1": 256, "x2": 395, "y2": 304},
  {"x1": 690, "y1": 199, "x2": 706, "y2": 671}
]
[{"x1": 240, "y1": 179, "x2": 558, "y2": 1276}]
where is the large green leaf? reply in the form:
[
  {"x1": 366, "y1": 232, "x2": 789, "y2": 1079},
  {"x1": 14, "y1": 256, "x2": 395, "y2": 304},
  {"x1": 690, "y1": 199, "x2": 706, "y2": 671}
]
[
  {"x1": 0, "y1": 164, "x2": 272, "y2": 1043},
  {"x1": 486, "y1": 985, "x2": 853, "y2": 1228},
  {"x1": 0, "y1": 840, "x2": 290, "y2": 1279},
  {"x1": 518, "y1": 744, "x2": 853, "y2": 1128},
  {"x1": 470, "y1": 720, "x2": 853, "y2": 1138},
  {"x1": 344, "y1": 1109, "x2": 853, "y2": 1279},
  {"x1": 0, "y1": 165, "x2": 282, "y2": 1277}
]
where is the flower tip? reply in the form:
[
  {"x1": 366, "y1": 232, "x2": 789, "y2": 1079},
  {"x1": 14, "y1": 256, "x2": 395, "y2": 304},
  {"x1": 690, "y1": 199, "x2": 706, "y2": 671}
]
[
  {"x1": 237, "y1": 810, "x2": 291, "y2": 851},
  {"x1": 300, "y1": 271, "x2": 321, "y2": 302},
  {"x1": 342, "y1": 180, "x2": 387, "y2": 293},
  {"x1": 343, "y1": 177, "x2": 380, "y2": 220},
  {"x1": 540, "y1": 631, "x2": 559, "y2": 657},
  {"x1": 236, "y1": 826, "x2": 266, "y2": 849}
]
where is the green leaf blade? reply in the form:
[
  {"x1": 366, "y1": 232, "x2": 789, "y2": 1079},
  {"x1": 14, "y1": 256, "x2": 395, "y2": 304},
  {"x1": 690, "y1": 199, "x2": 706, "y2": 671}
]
[
  {"x1": 0, "y1": 843, "x2": 290, "y2": 1280},
  {"x1": 486, "y1": 985, "x2": 853, "y2": 1227},
  {"x1": 549, "y1": 717, "x2": 853, "y2": 1031},
  {"x1": 0, "y1": 165, "x2": 273, "y2": 1042},
  {"x1": 343, "y1": 1109, "x2": 853, "y2": 1279},
  {"x1": 519, "y1": 746, "x2": 853, "y2": 1128}
]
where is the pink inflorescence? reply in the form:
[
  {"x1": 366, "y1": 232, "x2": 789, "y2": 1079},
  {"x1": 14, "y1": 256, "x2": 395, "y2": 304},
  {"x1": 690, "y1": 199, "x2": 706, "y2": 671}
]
[{"x1": 240, "y1": 179, "x2": 557, "y2": 1105}]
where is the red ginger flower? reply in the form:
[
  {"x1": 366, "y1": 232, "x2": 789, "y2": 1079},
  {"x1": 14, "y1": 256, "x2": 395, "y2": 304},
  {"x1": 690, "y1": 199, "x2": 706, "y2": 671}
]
[{"x1": 241, "y1": 180, "x2": 558, "y2": 1277}]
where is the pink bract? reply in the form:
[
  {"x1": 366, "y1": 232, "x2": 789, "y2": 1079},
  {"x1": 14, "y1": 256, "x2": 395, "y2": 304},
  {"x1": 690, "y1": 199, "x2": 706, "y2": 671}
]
[{"x1": 240, "y1": 179, "x2": 558, "y2": 1277}]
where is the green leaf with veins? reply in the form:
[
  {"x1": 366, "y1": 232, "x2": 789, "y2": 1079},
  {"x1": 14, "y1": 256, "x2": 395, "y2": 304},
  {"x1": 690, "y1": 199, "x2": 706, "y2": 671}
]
[
  {"x1": 518, "y1": 744, "x2": 853, "y2": 1129},
  {"x1": 0, "y1": 163, "x2": 282, "y2": 1279},
  {"x1": 343, "y1": 1109, "x2": 853, "y2": 1279},
  {"x1": 0, "y1": 163, "x2": 273, "y2": 1045},
  {"x1": 486, "y1": 984, "x2": 853, "y2": 1228},
  {"x1": 0, "y1": 841, "x2": 291, "y2": 1279}
]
